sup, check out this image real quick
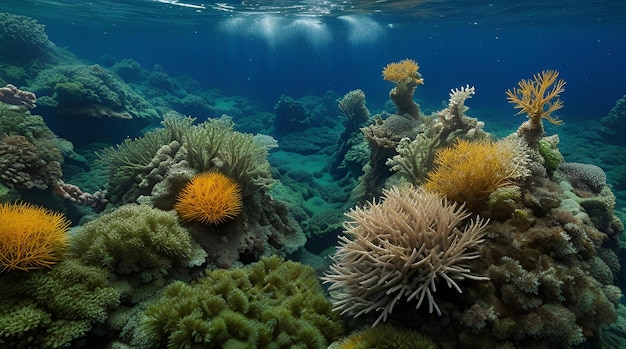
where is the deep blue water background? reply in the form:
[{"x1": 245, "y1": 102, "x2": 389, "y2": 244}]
[{"x1": 2, "y1": 1, "x2": 626, "y2": 122}]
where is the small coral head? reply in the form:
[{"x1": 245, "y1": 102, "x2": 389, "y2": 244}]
[
  {"x1": 506, "y1": 69, "x2": 566, "y2": 126},
  {"x1": 382, "y1": 58, "x2": 424, "y2": 86},
  {"x1": 174, "y1": 171, "x2": 243, "y2": 225},
  {"x1": 0, "y1": 202, "x2": 70, "y2": 272}
]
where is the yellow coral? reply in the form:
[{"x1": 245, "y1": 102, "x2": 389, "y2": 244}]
[
  {"x1": 424, "y1": 138, "x2": 529, "y2": 211},
  {"x1": 506, "y1": 70, "x2": 566, "y2": 126},
  {"x1": 174, "y1": 171, "x2": 243, "y2": 225},
  {"x1": 0, "y1": 202, "x2": 70, "y2": 272},
  {"x1": 382, "y1": 59, "x2": 424, "y2": 86}
]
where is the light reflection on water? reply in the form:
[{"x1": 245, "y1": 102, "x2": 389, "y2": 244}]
[{"x1": 1, "y1": 0, "x2": 625, "y2": 29}]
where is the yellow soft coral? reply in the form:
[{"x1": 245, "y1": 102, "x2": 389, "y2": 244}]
[
  {"x1": 506, "y1": 70, "x2": 566, "y2": 127},
  {"x1": 381, "y1": 59, "x2": 424, "y2": 118},
  {"x1": 382, "y1": 59, "x2": 424, "y2": 86},
  {"x1": 0, "y1": 202, "x2": 70, "y2": 272},
  {"x1": 424, "y1": 138, "x2": 529, "y2": 211}
]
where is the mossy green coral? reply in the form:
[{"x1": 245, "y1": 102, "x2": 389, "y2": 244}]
[
  {"x1": 71, "y1": 203, "x2": 207, "y2": 275},
  {"x1": 538, "y1": 136, "x2": 564, "y2": 172},
  {"x1": 333, "y1": 324, "x2": 437, "y2": 349},
  {"x1": 140, "y1": 256, "x2": 344, "y2": 349},
  {"x1": 0, "y1": 259, "x2": 120, "y2": 348}
]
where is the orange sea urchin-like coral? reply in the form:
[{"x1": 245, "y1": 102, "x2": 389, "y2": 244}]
[
  {"x1": 382, "y1": 58, "x2": 424, "y2": 86},
  {"x1": 174, "y1": 171, "x2": 243, "y2": 225},
  {"x1": 0, "y1": 202, "x2": 70, "y2": 272}
]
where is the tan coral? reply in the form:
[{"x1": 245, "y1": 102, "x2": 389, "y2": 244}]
[{"x1": 323, "y1": 185, "x2": 489, "y2": 326}]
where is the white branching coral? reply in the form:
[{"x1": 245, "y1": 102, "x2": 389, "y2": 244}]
[
  {"x1": 439, "y1": 85, "x2": 476, "y2": 124},
  {"x1": 449, "y1": 84, "x2": 476, "y2": 107},
  {"x1": 323, "y1": 185, "x2": 489, "y2": 326}
]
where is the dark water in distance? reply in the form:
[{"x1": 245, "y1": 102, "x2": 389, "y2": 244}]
[{"x1": 1, "y1": 0, "x2": 625, "y2": 119}]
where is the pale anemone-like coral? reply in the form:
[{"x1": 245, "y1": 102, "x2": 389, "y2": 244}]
[{"x1": 323, "y1": 185, "x2": 489, "y2": 326}]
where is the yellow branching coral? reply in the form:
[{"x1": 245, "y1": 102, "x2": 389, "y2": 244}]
[
  {"x1": 424, "y1": 137, "x2": 530, "y2": 211},
  {"x1": 506, "y1": 70, "x2": 566, "y2": 127},
  {"x1": 382, "y1": 58, "x2": 424, "y2": 86}
]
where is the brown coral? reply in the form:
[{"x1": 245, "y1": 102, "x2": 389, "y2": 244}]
[{"x1": 0, "y1": 135, "x2": 62, "y2": 189}]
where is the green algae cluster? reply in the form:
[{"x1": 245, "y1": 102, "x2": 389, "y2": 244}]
[{"x1": 141, "y1": 256, "x2": 344, "y2": 349}]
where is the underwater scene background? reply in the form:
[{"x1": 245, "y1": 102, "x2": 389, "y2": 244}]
[{"x1": 1, "y1": 0, "x2": 626, "y2": 348}]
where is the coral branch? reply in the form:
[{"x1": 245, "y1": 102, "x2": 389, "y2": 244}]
[
  {"x1": 0, "y1": 84, "x2": 36, "y2": 109},
  {"x1": 52, "y1": 180, "x2": 107, "y2": 208}
]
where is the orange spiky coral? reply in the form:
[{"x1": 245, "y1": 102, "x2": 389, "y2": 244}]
[
  {"x1": 382, "y1": 58, "x2": 424, "y2": 86},
  {"x1": 0, "y1": 202, "x2": 70, "y2": 272},
  {"x1": 424, "y1": 138, "x2": 529, "y2": 211},
  {"x1": 174, "y1": 171, "x2": 243, "y2": 225}
]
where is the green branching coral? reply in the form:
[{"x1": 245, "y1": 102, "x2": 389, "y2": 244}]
[
  {"x1": 140, "y1": 256, "x2": 344, "y2": 349},
  {"x1": 0, "y1": 258, "x2": 120, "y2": 348},
  {"x1": 71, "y1": 203, "x2": 207, "y2": 275},
  {"x1": 386, "y1": 134, "x2": 438, "y2": 186}
]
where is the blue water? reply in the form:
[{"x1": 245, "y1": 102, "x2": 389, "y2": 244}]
[{"x1": 2, "y1": 0, "x2": 625, "y2": 118}]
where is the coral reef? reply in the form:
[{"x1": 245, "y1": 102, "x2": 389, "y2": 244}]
[
  {"x1": 323, "y1": 185, "x2": 489, "y2": 325},
  {"x1": 30, "y1": 64, "x2": 158, "y2": 120},
  {"x1": 0, "y1": 134, "x2": 62, "y2": 190},
  {"x1": 95, "y1": 115, "x2": 305, "y2": 268},
  {"x1": 358, "y1": 78, "x2": 489, "y2": 202},
  {"x1": 557, "y1": 162, "x2": 607, "y2": 194},
  {"x1": 329, "y1": 89, "x2": 371, "y2": 180},
  {"x1": 0, "y1": 202, "x2": 70, "y2": 272},
  {"x1": 27, "y1": 64, "x2": 159, "y2": 145},
  {"x1": 0, "y1": 13, "x2": 55, "y2": 64},
  {"x1": 174, "y1": 171, "x2": 243, "y2": 225},
  {"x1": 0, "y1": 258, "x2": 120, "y2": 348},
  {"x1": 0, "y1": 102, "x2": 70, "y2": 190},
  {"x1": 70, "y1": 204, "x2": 207, "y2": 277},
  {"x1": 506, "y1": 70, "x2": 566, "y2": 146},
  {"x1": 598, "y1": 93, "x2": 626, "y2": 144},
  {"x1": 275, "y1": 95, "x2": 312, "y2": 134},
  {"x1": 138, "y1": 256, "x2": 344, "y2": 349},
  {"x1": 97, "y1": 114, "x2": 272, "y2": 203}
]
